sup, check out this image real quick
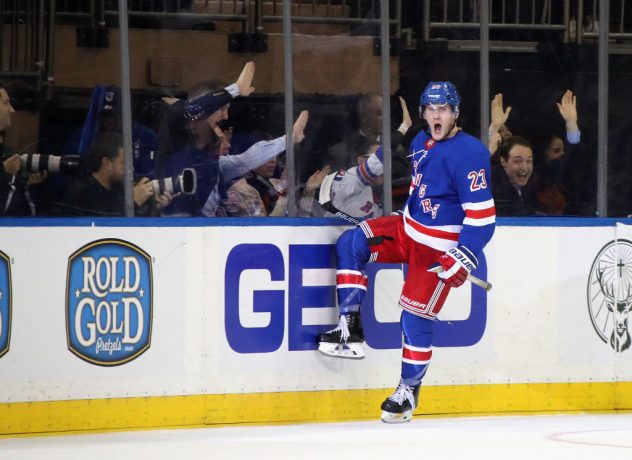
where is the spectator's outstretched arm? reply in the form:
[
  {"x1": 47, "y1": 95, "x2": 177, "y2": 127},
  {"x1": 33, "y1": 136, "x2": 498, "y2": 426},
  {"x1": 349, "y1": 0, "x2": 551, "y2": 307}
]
[
  {"x1": 219, "y1": 111, "x2": 309, "y2": 183},
  {"x1": 235, "y1": 61, "x2": 256, "y2": 96},
  {"x1": 490, "y1": 93, "x2": 511, "y2": 131},
  {"x1": 389, "y1": 96, "x2": 413, "y2": 150},
  {"x1": 488, "y1": 93, "x2": 511, "y2": 154},
  {"x1": 167, "y1": 61, "x2": 255, "y2": 103},
  {"x1": 304, "y1": 166, "x2": 330, "y2": 197},
  {"x1": 293, "y1": 110, "x2": 308, "y2": 142},
  {"x1": 298, "y1": 166, "x2": 331, "y2": 217},
  {"x1": 557, "y1": 90, "x2": 580, "y2": 144},
  {"x1": 488, "y1": 132, "x2": 502, "y2": 156},
  {"x1": 184, "y1": 61, "x2": 256, "y2": 123},
  {"x1": 398, "y1": 96, "x2": 412, "y2": 135}
]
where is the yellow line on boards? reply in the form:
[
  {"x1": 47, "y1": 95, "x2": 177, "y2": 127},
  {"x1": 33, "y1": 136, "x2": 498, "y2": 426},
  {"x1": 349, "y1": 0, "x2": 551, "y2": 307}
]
[{"x1": 1, "y1": 382, "x2": 631, "y2": 437}]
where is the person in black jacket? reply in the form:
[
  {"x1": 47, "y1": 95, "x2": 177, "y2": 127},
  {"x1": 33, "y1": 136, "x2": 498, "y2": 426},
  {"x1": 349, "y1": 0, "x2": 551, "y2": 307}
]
[
  {"x1": 61, "y1": 132, "x2": 161, "y2": 216},
  {"x1": 532, "y1": 90, "x2": 581, "y2": 215},
  {"x1": 488, "y1": 90, "x2": 582, "y2": 216},
  {"x1": 492, "y1": 136, "x2": 542, "y2": 216}
]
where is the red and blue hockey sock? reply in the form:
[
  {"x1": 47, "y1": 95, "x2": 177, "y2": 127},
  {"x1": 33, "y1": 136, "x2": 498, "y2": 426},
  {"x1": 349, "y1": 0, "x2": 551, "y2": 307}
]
[
  {"x1": 400, "y1": 311, "x2": 434, "y2": 386},
  {"x1": 335, "y1": 228, "x2": 371, "y2": 314}
]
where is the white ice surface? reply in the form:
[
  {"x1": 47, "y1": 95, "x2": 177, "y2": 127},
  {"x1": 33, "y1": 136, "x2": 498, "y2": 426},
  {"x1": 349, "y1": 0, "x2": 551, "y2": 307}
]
[{"x1": 1, "y1": 412, "x2": 631, "y2": 460}]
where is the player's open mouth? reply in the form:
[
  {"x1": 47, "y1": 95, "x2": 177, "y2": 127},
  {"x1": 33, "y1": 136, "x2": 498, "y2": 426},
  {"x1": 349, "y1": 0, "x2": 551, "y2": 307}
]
[{"x1": 433, "y1": 123, "x2": 442, "y2": 134}]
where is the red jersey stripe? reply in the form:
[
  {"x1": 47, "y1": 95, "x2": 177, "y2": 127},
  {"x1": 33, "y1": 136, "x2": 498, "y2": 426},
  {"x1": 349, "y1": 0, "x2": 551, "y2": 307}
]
[{"x1": 465, "y1": 206, "x2": 496, "y2": 219}]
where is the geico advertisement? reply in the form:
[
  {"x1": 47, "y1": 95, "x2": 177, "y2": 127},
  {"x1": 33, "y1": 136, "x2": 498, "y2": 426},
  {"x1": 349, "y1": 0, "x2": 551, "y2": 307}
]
[
  {"x1": 223, "y1": 241, "x2": 489, "y2": 354},
  {"x1": 212, "y1": 226, "x2": 491, "y2": 392}
]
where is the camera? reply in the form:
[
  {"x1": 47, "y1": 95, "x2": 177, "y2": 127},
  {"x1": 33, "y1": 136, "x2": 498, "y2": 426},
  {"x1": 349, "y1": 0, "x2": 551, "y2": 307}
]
[
  {"x1": 151, "y1": 168, "x2": 197, "y2": 196},
  {"x1": 20, "y1": 153, "x2": 81, "y2": 175}
]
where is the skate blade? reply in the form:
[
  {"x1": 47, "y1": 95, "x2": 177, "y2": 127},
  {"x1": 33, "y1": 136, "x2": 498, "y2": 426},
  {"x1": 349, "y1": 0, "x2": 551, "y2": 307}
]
[
  {"x1": 318, "y1": 342, "x2": 365, "y2": 359},
  {"x1": 381, "y1": 410, "x2": 412, "y2": 424}
]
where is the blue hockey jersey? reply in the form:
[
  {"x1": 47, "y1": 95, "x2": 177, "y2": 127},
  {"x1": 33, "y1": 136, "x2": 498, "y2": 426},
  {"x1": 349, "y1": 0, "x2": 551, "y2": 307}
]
[
  {"x1": 361, "y1": 129, "x2": 495, "y2": 257},
  {"x1": 403, "y1": 129, "x2": 495, "y2": 257}
]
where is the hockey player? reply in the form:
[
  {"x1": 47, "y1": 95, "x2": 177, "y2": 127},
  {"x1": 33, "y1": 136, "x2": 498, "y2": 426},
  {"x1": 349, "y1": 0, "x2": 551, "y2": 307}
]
[{"x1": 317, "y1": 82, "x2": 496, "y2": 423}]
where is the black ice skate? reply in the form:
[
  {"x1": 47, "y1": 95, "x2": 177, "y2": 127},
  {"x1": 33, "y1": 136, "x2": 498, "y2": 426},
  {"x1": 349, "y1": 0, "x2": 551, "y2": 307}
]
[
  {"x1": 380, "y1": 382, "x2": 420, "y2": 423},
  {"x1": 317, "y1": 311, "x2": 365, "y2": 359}
]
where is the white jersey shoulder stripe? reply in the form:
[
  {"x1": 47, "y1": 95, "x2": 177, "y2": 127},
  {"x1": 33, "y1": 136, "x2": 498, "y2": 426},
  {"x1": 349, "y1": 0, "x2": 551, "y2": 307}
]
[
  {"x1": 463, "y1": 215, "x2": 496, "y2": 226},
  {"x1": 461, "y1": 198, "x2": 495, "y2": 211}
]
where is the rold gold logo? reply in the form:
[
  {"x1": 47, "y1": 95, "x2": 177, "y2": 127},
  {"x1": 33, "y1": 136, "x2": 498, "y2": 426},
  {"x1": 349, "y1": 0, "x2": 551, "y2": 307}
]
[{"x1": 66, "y1": 239, "x2": 153, "y2": 366}]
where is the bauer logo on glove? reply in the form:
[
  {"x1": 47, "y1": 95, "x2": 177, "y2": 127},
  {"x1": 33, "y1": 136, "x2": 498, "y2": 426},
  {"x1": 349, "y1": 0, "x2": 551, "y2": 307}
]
[
  {"x1": 446, "y1": 246, "x2": 476, "y2": 271},
  {"x1": 430, "y1": 245, "x2": 478, "y2": 288}
]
